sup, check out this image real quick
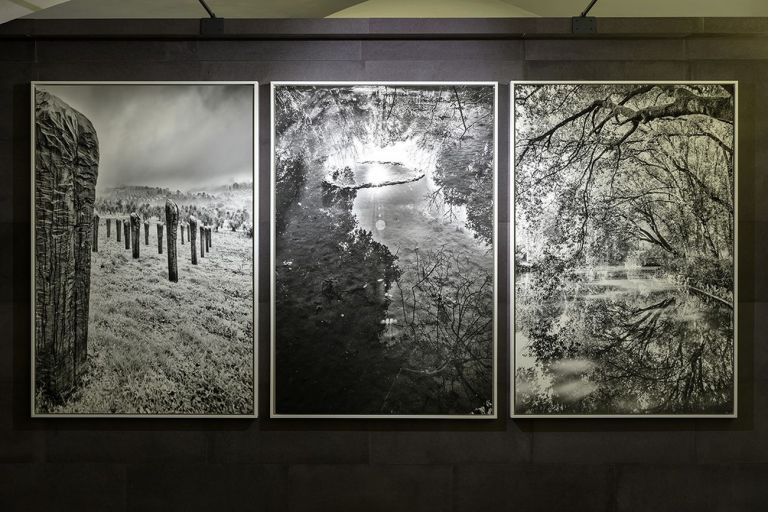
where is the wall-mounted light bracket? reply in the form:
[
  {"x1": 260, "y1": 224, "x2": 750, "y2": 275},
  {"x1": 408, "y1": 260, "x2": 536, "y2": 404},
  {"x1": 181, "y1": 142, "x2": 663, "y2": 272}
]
[
  {"x1": 571, "y1": 16, "x2": 597, "y2": 34},
  {"x1": 198, "y1": 0, "x2": 223, "y2": 35},
  {"x1": 572, "y1": 0, "x2": 598, "y2": 34},
  {"x1": 200, "y1": 17, "x2": 224, "y2": 35}
]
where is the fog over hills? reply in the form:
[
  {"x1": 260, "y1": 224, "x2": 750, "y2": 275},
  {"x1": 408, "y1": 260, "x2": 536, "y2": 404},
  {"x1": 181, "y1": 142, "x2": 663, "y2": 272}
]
[{"x1": 37, "y1": 84, "x2": 255, "y2": 194}]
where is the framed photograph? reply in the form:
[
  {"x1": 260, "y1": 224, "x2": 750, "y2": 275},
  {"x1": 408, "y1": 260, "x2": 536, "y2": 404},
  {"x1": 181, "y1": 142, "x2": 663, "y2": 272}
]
[
  {"x1": 271, "y1": 82, "x2": 498, "y2": 418},
  {"x1": 511, "y1": 81, "x2": 737, "y2": 418},
  {"x1": 32, "y1": 81, "x2": 258, "y2": 418}
]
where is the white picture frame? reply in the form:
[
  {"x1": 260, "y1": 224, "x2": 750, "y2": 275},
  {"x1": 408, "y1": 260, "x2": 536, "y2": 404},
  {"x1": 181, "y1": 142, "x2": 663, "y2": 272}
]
[
  {"x1": 270, "y1": 81, "x2": 498, "y2": 419},
  {"x1": 510, "y1": 80, "x2": 738, "y2": 419},
  {"x1": 31, "y1": 81, "x2": 259, "y2": 418}
]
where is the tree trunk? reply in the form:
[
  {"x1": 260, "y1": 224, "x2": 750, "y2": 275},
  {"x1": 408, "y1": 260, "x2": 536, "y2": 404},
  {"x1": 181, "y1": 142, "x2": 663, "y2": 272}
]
[
  {"x1": 157, "y1": 223, "x2": 164, "y2": 254},
  {"x1": 189, "y1": 216, "x2": 198, "y2": 265},
  {"x1": 106, "y1": 217, "x2": 111, "y2": 238},
  {"x1": 34, "y1": 89, "x2": 99, "y2": 404},
  {"x1": 92, "y1": 213, "x2": 99, "y2": 252},
  {"x1": 165, "y1": 200, "x2": 178, "y2": 282},
  {"x1": 123, "y1": 220, "x2": 130, "y2": 250},
  {"x1": 116, "y1": 219, "x2": 121, "y2": 242},
  {"x1": 200, "y1": 226, "x2": 205, "y2": 258},
  {"x1": 205, "y1": 226, "x2": 210, "y2": 253},
  {"x1": 144, "y1": 220, "x2": 149, "y2": 245}
]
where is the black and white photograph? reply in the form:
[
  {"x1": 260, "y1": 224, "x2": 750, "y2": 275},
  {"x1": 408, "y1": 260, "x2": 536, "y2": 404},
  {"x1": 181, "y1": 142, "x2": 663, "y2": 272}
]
[
  {"x1": 32, "y1": 82, "x2": 257, "y2": 417},
  {"x1": 271, "y1": 82, "x2": 497, "y2": 417},
  {"x1": 513, "y1": 82, "x2": 737, "y2": 417}
]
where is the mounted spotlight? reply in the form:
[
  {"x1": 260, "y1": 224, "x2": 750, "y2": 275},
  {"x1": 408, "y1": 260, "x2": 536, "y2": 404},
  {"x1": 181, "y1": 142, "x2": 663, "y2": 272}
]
[
  {"x1": 572, "y1": 0, "x2": 598, "y2": 34},
  {"x1": 199, "y1": 0, "x2": 224, "y2": 35}
]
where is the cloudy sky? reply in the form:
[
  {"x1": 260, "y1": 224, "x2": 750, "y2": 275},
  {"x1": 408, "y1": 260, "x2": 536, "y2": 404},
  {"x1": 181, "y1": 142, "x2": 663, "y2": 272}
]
[{"x1": 38, "y1": 83, "x2": 254, "y2": 193}]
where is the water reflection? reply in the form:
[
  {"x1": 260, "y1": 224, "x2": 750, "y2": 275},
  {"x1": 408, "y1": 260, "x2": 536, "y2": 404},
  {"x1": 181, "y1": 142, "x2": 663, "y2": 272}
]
[
  {"x1": 274, "y1": 84, "x2": 496, "y2": 415},
  {"x1": 515, "y1": 266, "x2": 734, "y2": 415}
]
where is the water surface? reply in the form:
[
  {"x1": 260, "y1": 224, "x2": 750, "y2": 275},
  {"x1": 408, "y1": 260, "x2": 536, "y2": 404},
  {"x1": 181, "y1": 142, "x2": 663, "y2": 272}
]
[{"x1": 515, "y1": 266, "x2": 734, "y2": 415}]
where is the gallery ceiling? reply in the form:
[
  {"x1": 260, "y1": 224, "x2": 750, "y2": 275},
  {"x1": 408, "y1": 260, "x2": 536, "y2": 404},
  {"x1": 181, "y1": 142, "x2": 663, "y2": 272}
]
[{"x1": 2, "y1": 0, "x2": 767, "y2": 22}]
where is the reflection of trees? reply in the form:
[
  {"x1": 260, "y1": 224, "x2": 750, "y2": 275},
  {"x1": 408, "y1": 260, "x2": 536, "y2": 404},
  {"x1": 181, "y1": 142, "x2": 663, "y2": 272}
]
[
  {"x1": 385, "y1": 247, "x2": 493, "y2": 413},
  {"x1": 274, "y1": 176, "x2": 405, "y2": 414},
  {"x1": 516, "y1": 283, "x2": 734, "y2": 414},
  {"x1": 274, "y1": 153, "x2": 307, "y2": 235},
  {"x1": 514, "y1": 83, "x2": 735, "y2": 415},
  {"x1": 276, "y1": 85, "x2": 495, "y2": 245},
  {"x1": 429, "y1": 142, "x2": 494, "y2": 246},
  {"x1": 274, "y1": 85, "x2": 496, "y2": 414},
  {"x1": 588, "y1": 295, "x2": 733, "y2": 414}
]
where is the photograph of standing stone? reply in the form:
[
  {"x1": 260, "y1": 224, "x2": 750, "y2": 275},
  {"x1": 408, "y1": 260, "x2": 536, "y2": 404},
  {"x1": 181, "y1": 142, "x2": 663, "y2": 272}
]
[
  {"x1": 271, "y1": 82, "x2": 497, "y2": 417},
  {"x1": 512, "y1": 82, "x2": 736, "y2": 417},
  {"x1": 32, "y1": 82, "x2": 257, "y2": 417}
]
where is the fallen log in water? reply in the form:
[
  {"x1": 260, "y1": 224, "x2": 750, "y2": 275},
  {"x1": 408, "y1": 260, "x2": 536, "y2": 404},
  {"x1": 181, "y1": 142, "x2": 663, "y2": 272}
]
[
  {"x1": 688, "y1": 285, "x2": 734, "y2": 309},
  {"x1": 323, "y1": 172, "x2": 425, "y2": 191}
]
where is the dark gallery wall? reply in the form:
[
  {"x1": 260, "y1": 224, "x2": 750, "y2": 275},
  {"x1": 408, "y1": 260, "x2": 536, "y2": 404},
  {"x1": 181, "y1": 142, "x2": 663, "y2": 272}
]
[{"x1": 1, "y1": 17, "x2": 767, "y2": 511}]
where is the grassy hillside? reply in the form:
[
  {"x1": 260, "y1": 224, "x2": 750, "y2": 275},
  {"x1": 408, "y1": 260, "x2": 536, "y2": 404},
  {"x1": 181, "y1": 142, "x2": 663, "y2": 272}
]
[{"x1": 40, "y1": 221, "x2": 255, "y2": 415}]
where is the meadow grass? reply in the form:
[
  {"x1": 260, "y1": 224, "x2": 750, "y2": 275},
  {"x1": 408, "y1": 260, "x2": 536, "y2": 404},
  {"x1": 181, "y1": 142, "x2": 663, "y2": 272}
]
[{"x1": 44, "y1": 222, "x2": 255, "y2": 415}]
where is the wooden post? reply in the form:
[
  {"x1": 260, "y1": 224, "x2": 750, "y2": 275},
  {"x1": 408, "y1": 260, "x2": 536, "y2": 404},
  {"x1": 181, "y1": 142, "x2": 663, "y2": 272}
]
[
  {"x1": 157, "y1": 223, "x2": 164, "y2": 254},
  {"x1": 205, "y1": 226, "x2": 211, "y2": 252},
  {"x1": 199, "y1": 225, "x2": 205, "y2": 258},
  {"x1": 34, "y1": 89, "x2": 99, "y2": 402},
  {"x1": 189, "y1": 216, "x2": 198, "y2": 265},
  {"x1": 92, "y1": 213, "x2": 99, "y2": 252},
  {"x1": 106, "y1": 218, "x2": 111, "y2": 238},
  {"x1": 165, "y1": 200, "x2": 179, "y2": 282},
  {"x1": 116, "y1": 219, "x2": 121, "y2": 242},
  {"x1": 208, "y1": 226, "x2": 212, "y2": 248},
  {"x1": 180, "y1": 222, "x2": 185, "y2": 245},
  {"x1": 130, "y1": 213, "x2": 140, "y2": 259},
  {"x1": 144, "y1": 220, "x2": 149, "y2": 245},
  {"x1": 123, "y1": 220, "x2": 130, "y2": 250}
]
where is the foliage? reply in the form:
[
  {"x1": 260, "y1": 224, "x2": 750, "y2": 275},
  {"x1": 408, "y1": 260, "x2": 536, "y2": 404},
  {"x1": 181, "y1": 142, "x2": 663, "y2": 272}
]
[
  {"x1": 386, "y1": 247, "x2": 494, "y2": 413},
  {"x1": 273, "y1": 84, "x2": 495, "y2": 414},
  {"x1": 95, "y1": 184, "x2": 253, "y2": 233},
  {"x1": 515, "y1": 83, "x2": 734, "y2": 275},
  {"x1": 514, "y1": 84, "x2": 735, "y2": 415},
  {"x1": 432, "y1": 142, "x2": 494, "y2": 245}
]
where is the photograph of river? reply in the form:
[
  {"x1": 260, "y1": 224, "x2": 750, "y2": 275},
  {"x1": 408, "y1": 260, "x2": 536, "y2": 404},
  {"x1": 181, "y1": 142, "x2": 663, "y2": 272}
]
[
  {"x1": 513, "y1": 82, "x2": 736, "y2": 417},
  {"x1": 272, "y1": 82, "x2": 496, "y2": 417}
]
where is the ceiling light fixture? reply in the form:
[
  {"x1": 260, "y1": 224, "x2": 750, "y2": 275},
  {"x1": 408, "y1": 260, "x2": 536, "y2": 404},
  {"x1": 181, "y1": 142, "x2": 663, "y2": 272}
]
[
  {"x1": 198, "y1": 0, "x2": 223, "y2": 35},
  {"x1": 572, "y1": 0, "x2": 598, "y2": 34}
]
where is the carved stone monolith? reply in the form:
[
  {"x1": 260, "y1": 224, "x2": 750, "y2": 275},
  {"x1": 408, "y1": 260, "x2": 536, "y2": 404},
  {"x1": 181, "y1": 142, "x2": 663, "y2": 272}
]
[
  {"x1": 165, "y1": 200, "x2": 179, "y2": 282},
  {"x1": 157, "y1": 223, "x2": 164, "y2": 254},
  {"x1": 34, "y1": 90, "x2": 99, "y2": 403},
  {"x1": 92, "y1": 213, "x2": 99, "y2": 252},
  {"x1": 130, "y1": 213, "x2": 140, "y2": 259},
  {"x1": 189, "y1": 216, "x2": 198, "y2": 265},
  {"x1": 123, "y1": 220, "x2": 130, "y2": 250}
]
